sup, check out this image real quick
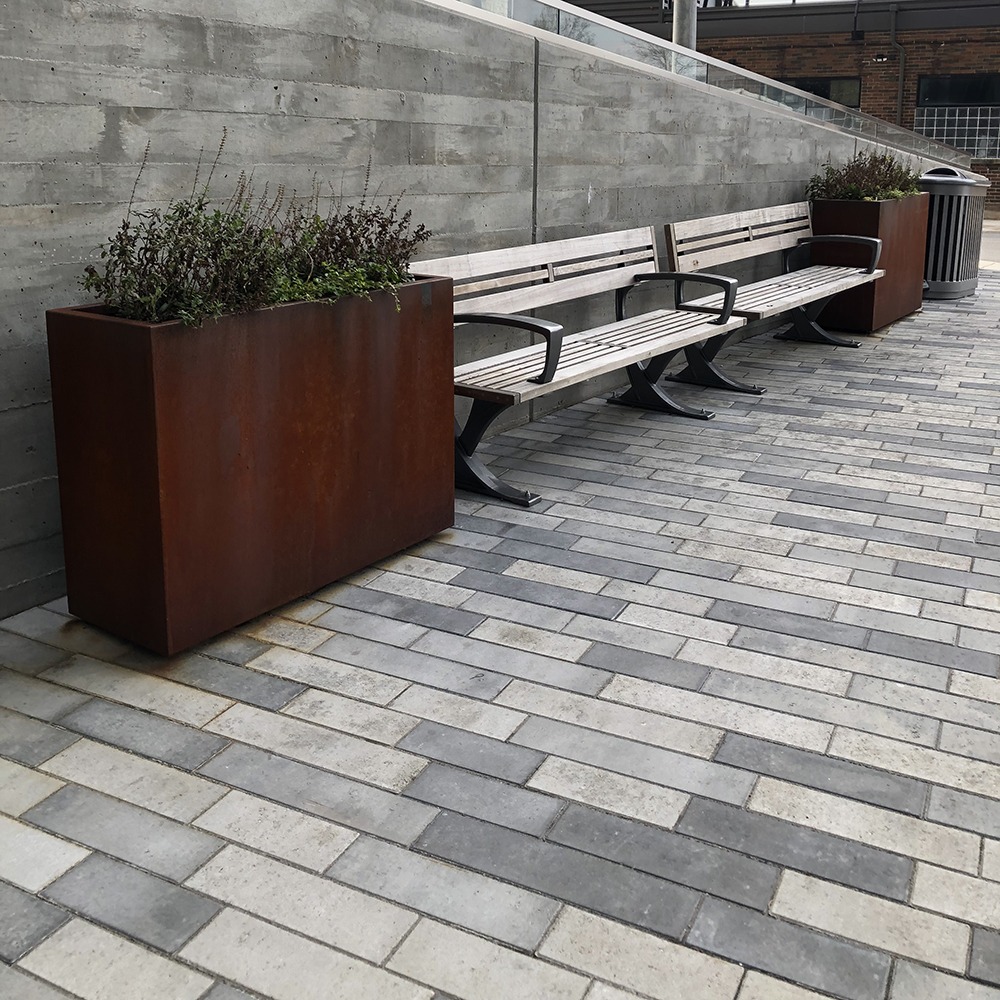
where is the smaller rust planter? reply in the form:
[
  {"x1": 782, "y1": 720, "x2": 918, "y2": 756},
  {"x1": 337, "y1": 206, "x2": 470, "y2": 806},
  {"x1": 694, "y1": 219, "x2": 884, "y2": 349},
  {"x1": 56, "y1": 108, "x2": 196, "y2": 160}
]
[
  {"x1": 46, "y1": 277, "x2": 454, "y2": 656},
  {"x1": 810, "y1": 193, "x2": 930, "y2": 333}
]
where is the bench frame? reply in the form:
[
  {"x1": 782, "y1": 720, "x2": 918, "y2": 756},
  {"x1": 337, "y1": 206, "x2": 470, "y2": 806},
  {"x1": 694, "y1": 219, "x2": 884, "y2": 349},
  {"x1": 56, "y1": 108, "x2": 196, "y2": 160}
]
[{"x1": 418, "y1": 227, "x2": 751, "y2": 506}]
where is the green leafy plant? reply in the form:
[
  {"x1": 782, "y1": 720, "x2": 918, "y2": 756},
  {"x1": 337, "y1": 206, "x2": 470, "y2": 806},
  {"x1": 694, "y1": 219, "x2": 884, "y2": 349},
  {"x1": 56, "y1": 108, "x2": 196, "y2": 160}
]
[
  {"x1": 806, "y1": 149, "x2": 922, "y2": 202},
  {"x1": 82, "y1": 134, "x2": 431, "y2": 326}
]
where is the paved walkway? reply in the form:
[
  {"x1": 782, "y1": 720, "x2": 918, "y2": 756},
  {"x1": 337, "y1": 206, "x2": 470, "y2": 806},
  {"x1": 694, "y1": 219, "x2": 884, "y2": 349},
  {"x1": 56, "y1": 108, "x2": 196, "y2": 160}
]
[{"x1": 2, "y1": 261, "x2": 1000, "y2": 1000}]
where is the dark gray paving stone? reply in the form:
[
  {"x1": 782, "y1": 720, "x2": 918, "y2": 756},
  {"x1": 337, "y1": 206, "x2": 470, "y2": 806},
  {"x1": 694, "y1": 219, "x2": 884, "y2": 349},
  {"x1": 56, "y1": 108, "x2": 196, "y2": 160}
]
[
  {"x1": 397, "y1": 721, "x2": 545, "y2": 784},
  {"x1": 414, "y1": 810, "x2": 699, "y2": 940},
  {"x1": 927, "y1": 786, "x2": 1000, "y2": 836},
  {"x1": 893, "y1": 561, "x2": 1000, "y2": 595},
  {"x1": 402, "y1": 762, "x2": 563, "y2": 835},
  {"x1": 714, "y1": 734, "x2": 928, "y2": 815},
  {"x1": 676, "y1": 797, "x2": 913, "y2": 901},
  {"x1": 770, "y1": 513, "x2": 934, "y2": 550},
  {"x1": 550, "y1": 803, "x2": 778, "y2": 909},
  {"x1": 707, "y1": 601, "x2": 869, "y2": 648},
  {"x1": 159, "y1": 654, "x2": 306, "y2": 710},
  {"x1": 607, "y1": 473, "x2": 728, "y2": 504},
  {"x1": 324, "y1": 585, "x2": 486, "y2": 636},
  {"x1": 56, "y1": 698, "x2": 228, "y2": 770},
  {"x1": 740, "y1": 471, "x2": 888, "y2": 502},
  {"x1": 0, "y1": 880, "x2": 70, "y2": 962},
  {"x1": 41, "y1": 854, "x2": 220, "y2": 953},
  {"x1": 0, "y1": 631, "x2": 70, "y2": 676},
  {"x1": 493, "y1": 538, "x2": 656, "y2": 585},
  {"x1": 584, "y1": 494, "x2": 709, "y2": 528},
  {"x1": 0, "y1": 707, "x2": 77, "y2": 765},
  {"x1": 687, "y1": 897, "x2": 890, "y2": 1000},
  {"x1": 865, "y1": 630, "x2": 1000, "y2": 676},
  {"x1": 416, "y1": 541, "x2": 517, "y2": 574},
  {"x1": 872, "y1": 458, "x2": 1000, "y2": 486},
  {"x1": 791, "y1": 490, "x2": 948, "y2": 523},
  {"x1": 192, "y1": 633, "x2": 273, "y2": 665},
  {"x1": 201, "y1": 985, "x2": 264, "y2": 1000},
  {"x1": 502, "y1": 522, "x2": 581, "y2": 550},
  {"x1": 311, "y1": 633, "x2": 510, "y2": 700},
  {"x1": 578, "y1": 642, "x2": 709, "y2": 691},
  {"x1": 0, "y1": 965, "x2": 75, "y2": 1000},
  {"x1": 198, "y1": 744, "x2": 437, "y2": 845},
  {"x1": 0, "y1": 669, "x2": 90, "y2": 721},
  {"x1": 23, "y1": 785, "x2": 222, "y2": 881},
  {"x1": 971, "y1": 928, "x2": 1000, "y2": 987}
]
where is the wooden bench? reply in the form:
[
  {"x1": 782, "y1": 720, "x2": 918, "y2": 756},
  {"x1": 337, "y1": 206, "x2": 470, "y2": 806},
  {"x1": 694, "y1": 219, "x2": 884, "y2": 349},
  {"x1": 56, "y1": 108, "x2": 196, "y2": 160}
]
[
  {"x1": 665, "y1": 202, "x2": 884, "y2": 349},
  {"x1": 416, "y1": 227, "x2": 750, "y2": 506}
]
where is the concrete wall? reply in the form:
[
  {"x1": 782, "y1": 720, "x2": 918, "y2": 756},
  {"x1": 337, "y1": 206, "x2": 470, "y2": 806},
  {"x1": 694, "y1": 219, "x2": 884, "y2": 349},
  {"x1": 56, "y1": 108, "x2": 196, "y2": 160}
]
[{"x1": 0, "y1": 0, "x2": 936, "y2": 618}]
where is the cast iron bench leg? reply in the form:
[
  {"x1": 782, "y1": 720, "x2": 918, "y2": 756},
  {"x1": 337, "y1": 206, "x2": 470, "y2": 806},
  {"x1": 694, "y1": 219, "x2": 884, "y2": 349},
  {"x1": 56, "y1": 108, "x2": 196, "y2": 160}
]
[
  {"x1": 666, "y1": 335, "x2": 766, "y2": 395},
  {"x1": 455, "y1": 399, "x2": 540, "y2": 507},
  {"x1": 775, "y1": 298, "x2": 861, "y2": 349},
  {"x1": 608, "y1": 354, "x2": 715, "y2": 420}
]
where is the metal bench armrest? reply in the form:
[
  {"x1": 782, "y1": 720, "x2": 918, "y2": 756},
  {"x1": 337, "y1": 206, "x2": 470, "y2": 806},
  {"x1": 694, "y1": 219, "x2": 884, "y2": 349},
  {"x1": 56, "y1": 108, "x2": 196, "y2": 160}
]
[
  {"x1": 618, "y1": 272, "x2": 739, "y2": 325},
  {"x1": 785, "y1": 235, "x2": 883, "y2": 274},
  {"x1": 455, "y1": 312, "x2": 565, "y2": 384}
]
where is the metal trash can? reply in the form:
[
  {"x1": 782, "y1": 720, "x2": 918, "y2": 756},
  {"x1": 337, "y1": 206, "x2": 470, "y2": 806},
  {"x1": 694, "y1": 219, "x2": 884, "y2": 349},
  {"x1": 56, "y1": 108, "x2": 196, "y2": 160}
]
[{"x1": 921, "y1": 166, "x2": 991, "y2": 299}]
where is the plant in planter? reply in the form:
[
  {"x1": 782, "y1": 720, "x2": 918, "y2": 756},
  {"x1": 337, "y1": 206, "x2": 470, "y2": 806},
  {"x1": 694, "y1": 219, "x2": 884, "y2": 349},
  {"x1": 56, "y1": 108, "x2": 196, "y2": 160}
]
[
  {"x1": 47, "y1": 142, "x2": 455, "y2": 656},
  {"x1": 806, "y1": 149, "x2": 929, "y2": 333}
]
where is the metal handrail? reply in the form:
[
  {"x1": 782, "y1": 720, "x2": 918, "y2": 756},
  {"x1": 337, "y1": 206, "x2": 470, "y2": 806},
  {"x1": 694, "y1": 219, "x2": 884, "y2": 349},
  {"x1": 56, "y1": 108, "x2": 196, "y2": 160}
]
[{"x1": 451, "y1": 0, "x2": 968, "y2": 164}]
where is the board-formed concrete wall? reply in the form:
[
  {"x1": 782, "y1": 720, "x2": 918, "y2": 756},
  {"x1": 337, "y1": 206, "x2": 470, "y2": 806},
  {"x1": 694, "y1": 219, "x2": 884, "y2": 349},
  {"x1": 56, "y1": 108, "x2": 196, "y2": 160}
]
[{"x1": 0, "y1": 0, "x2": 941, "y2": 618}]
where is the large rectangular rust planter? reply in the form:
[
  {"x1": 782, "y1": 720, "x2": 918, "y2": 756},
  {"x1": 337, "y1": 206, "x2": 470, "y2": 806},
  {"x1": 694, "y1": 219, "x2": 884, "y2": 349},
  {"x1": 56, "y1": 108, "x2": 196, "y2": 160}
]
[
  {"x1": 810, "y1": 192, "x2": 930, "y2": 333},
  {"x1": 46, "y1": 277, "x2": 455, "y2": 655}
]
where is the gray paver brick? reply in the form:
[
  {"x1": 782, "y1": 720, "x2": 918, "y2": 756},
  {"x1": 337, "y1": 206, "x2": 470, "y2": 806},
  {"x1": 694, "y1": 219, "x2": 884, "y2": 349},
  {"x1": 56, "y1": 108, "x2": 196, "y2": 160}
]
[
  {"x1": 202, "y1": 985, "x2": 264, "y2": 1000},
  {"x1": 972, "y1": 928, "x2": 1000, "y2": 988},
  {"x1": 866, "y1": 630, "x2": 1000, "y2": 676},
  {"x1": 550, "y1": 802, "x2": 778, "y2": 909},
  {"x1": 579, "y1": 642, "x2": 709, "y2": 690},
  {"x1": 198, "y1": 743, "x2": 438, "y2": 844},
  {"x1": 320, "y1": 586, "x2": 486, "y2": 636},
  {"x1": 56, "y1": 697, "x2": 229, "y2": 769},
  {"x1": 402, "y1": 761, "x2": 563, "y2": 835},
  {"x1": 192, "y1": 633, "x2": 272, "y2": 665},
  {"x1": 0, "y1": 880, "x2": 69, "y2": 962},
  {"x1": 512, "y1": 715, "x2": 755, "y2": 804},
  {"x1": 493, "y1": 537, "x2": 657, "y2": 584},
  {"x1": 706, "y1": 601, "x2": 870, "y2": 648},
  {"x1": 0, "y1": 964, "x2": 75, "y2": 1000},
  {"x1": 0, "y1": 707, "x2": 78, "y2": 765},
  {"x1": 328, "y1": 835, "x2": 560, "y2": 949},
  {"x1": 927, "y1": 785, "x2": 1000, "y2": 836},
  {"x1": 160, "y1": 654, "x2": 306, "y2": 709},
  {"x1": 676, "y1": 796, "x2": 913, "y2": 901},
  {"x1": 0, "y1": 631, "x2": 70, "y2": 676},
  {"x1": 397, "y1": 720, "x2": 545, "y2": 784},
  {"x1": 687, "y1": 897, "x2": 891, "y2": 1000},
  {"x1": 415, "y1": 810, "x2": 700, "y2": 940},
  {"x1": 0, "y1": 668, "x2": 90, "y2": 720},
  {"x1": 23, "y1": 784, "x2": 222, "y2": 881},
  {"x1": 714, "y1": 733, "x2": 929, "y2": 815},
  {"x1": 41, "y1": 853, "x2": 221, "y2": 952}
]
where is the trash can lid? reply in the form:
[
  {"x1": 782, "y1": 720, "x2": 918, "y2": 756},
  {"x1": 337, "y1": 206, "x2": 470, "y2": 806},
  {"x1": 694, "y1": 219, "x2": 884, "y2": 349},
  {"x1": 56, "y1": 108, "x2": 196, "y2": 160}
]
[{"x1": 920, "y1": 166, "x2": 991, "y2": 190}]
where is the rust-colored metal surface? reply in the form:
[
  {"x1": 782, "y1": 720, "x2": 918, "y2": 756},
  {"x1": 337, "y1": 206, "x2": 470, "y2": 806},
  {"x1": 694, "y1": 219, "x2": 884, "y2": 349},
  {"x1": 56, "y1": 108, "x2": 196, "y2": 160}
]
[
  {"x1": 46, "y1": 277, "x2": 455, "y2": 655},
  {"x1": 810, "y1": 193, "x2": 930, "y2": 333}
]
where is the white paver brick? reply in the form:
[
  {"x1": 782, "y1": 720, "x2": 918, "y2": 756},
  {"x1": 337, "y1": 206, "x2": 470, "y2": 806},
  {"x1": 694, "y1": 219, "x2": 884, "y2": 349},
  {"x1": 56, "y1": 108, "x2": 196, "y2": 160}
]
[
  {"x1": 282, "y1": 688, "x2": 419, "y2": 744},
  {"x1": 192, "y1": 790, "x2": 357, "y2": 871},
  {"x1": 0, "y1": 814, "x2": 89, "y2": 891},
  {"x1": 368, "y1": 571, "x2": 476, "y2": 607},
  {"x1": 949, "y1": 672, "x2": 1000, "y2": 705},
  {"x1": 503, "y1": 558, "x2": 611, "y2": 593},
  {"x1": 180, "y1": 907, "x2": 430, "y2": 1000},
  {"x1": 470, "y1": 618, "x2": 592, "y2": 661},
  {"x1": 749, "y1": 776, "x2": 981, "y2": 873},
  {"x1": 912, "y1": 863, "x2": 1000, "y2": 929},
  {"x1": 890, "y1": 959, "x2": 1000, "y2": 999},
  {"x1": 538, "y1": 906, "x2": 742, "y2": 1000},
  {"x1": 375, "y1": 553, "x2": 466, "y2": 582},
  {"x1": 240, "y1": 617, "x2": 331, "y2": 651},
  {"x1": 390, "y1": 684, "x2": 527, "y2": 740},
  {"x1": 186, "y1": 845, "x2": 416, "y2": 962},
  {"x1": 985, "y1": 841, "x2": 1000, "y2": 882},
  {"x1": 387, "y1": 917, "x2": 589, "y2": 1000},
  {"x1": 0, "y1": 757, "x2": 63, "y2": 816},
  {"x1": 737, "y1": 971, "x2": 834, "y2": 1000},
  {"x1": 772, "y1": 871, "x2": 969, "y2": 972},
  {"x1": 615, "y1": 603, "x2": 738, "y2": 645},
  {"x1": 19, "y1": 919, "x2": 211, "y2": 999}
]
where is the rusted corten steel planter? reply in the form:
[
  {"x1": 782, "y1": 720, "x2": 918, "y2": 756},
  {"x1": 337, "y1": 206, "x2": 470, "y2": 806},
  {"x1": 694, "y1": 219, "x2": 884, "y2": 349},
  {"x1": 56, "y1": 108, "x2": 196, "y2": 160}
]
[
  {"x1": 810, "y1": 193, "x2": 930, "y2": 333},
  {"x1": 46, "y1": 276, "x2": 455, "y2": 656}
]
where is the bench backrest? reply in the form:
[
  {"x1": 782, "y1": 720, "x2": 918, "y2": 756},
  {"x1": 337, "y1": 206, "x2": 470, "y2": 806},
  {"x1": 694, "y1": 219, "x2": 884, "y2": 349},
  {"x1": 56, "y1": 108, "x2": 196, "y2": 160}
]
[
  {"x1": 416, "y1": 227, "x2": 659, "y2": 315},
  {"x1": 665, "y1": 202, "x2": 813, "y2": 273}
]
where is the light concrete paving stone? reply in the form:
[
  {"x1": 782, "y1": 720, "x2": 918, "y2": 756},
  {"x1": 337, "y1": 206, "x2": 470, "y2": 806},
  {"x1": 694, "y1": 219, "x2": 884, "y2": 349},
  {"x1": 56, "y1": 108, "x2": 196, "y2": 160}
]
[
  {"x1": 0, "y1": 706, "x2": 79, "y2": 765},
  {"x1": 246, "y1": 645, "x2": 411, "y2": 704},
  {"x1": 42, "y1": 853, "x2": 221, "y2": 952},
  {"x1": 941, "y1": 724, "x2": 1000, "y2": 766},
  {"x1": 460, "y1": 591, "x2": 576, "y2": 631},
  {"x1": 0, "y1": 607, "x2": 133, "y2": 662},
  {"x1": 678, "y1": 637, "x2": 852, "y2": 695},
  {"x1": 277, "y1": 597, "x2": 333, "y2": 624},
  {"x1": 328, "y1": 835, "x2": 560, "y2": 950},
  {"x1": 584, "y1": 984, "x2": 645, "y2": 1000},
  {"x1": 202, "y1": 985, "x2": 262, "y2": 1000},
  {"x1": 750, "y1": 776, "x2": 980, "y2": 874},
  {"x1": 369, "y1": 571, "x2": 477, "y2": 607},
  {"x1": 40, "y1": 655, "x2": 232, "y2": 727},
  {"x1": 830, "y1": 729, "x2": 1000, "y2": 800},
  {"x1": 186, "y1": 845, "x2": 416, "y2": 963},
  {"x1": 0, "y1": 668, "x2": 90, "y2": 720},
  {"x1": 19, "y1": 918, "x2": 212, "y2": 1000},
  {"x1": 193, "y1": 789, "x2": 357, "y2": 872},
  {"x1": 398, "y1": 720, "x2": 544, "y2": 783},
  {"x1": 772, "y1": 870, "x2": 970, "y2": 972},
  {"x1": 0, "y1": 631, "x2": 70, "y2": 676},
  {"x1": 0, "y1": 880, "x2": 70, "y2": 963},
  {"x1": 198, "y1": 744, "x2": 437, "y2": 845},
  {"x1": 0, "y1": 815, "x2": 89, "y2": 891},
  {"x1": 890, "y1": 959, "x2": 1000, "y2": 999},
  {"x1": 282, "y1": 688, "x2": 418, "y2": 744},
  {"x1": 497, "y1": 679, "x2": 722, "y2": 759},
  {"x1": 387, "y1": 917, "x2": 589, "y2": 1000},
  {"x1": 402, "y1": 762, "x2": 562, "y2": 835},
  {"x1": 239, "y1": 617, "x2": 331, "y2": 651},
  {"x1": 852, "y1": 676, "x2": 1000, "y2": 735},
  {"x1": 502, "y1": 558, "x2": 611, "y2": 594},
  {"x1": 194, "y1": 633, "x2": 272, "y2": 666},
  {"x1": 390, "y1": 684, "x2": 527, "y2": 741},
  {"x1": 985, "y1": 841, "x2": 1000, "y2": 882},
  {"x1": 179, "y1": 907, "x2": 431, "y2": 1000},
  {"x1": 603, "y1": 674, "x2": 833, "y2": 753},
  {"x1": 598, "y1": 579, "x2": 714, "y2": 617},
  {"x1": 0, "y1": 757, "x2": 63, "y2": 816},
  {"x1": 735, "y1": 566, "x2": 924, "y2": 613},
  {"x1": 737, "y1": 971, "x2": 833, "y2": 1000},
  {"x1": 376, "y1": 553, "x2": 467, "y2": 582},
  {"x1": 40, "y1": 738, "x2": 227, "y2": 822},
  {"x1": 24, "y1": 785, "x2": 222, "y2": 881},
  {"x1": 0, "y1": 964, "x2": 75, "y2": 1000},
  {"x1": 469, "y1": 618, "x2": 592, "y2": 661},
  {"x1": 912, "y1": 863, "x2": 1000, "y2": 929},
  {"x1": 527, "y1": 756, "x2": 689, "y2": 829},
  {"x1": 538, "y1": 906, "x2": 742, "y2": 1000},
  {"x1": 312, "y1": 605, "x2": 430, "y2": 648},
  {"x1": 561, "y1": 614, "x2": 686, "y2": 659},
  {"x1": 204, "y1": 704, "x2": 425, "y2": 792},
  {"x1": 833, "y1": 604, "x2": 959, "y2": 643},
  {"x1": 960, "y1": 627, "x2": 1000, "y2": 655},
  {"x1": 967, "y1": 590, "x2": 1000, "y2": 613},
  {"x1": 615, "y1": 603, "x2": 739, "y2": 645}
]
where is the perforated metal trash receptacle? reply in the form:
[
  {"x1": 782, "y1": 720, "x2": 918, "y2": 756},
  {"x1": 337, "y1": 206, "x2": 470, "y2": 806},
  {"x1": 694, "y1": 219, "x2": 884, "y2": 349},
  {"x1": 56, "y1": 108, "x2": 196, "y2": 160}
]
[{"x1": 921, "y1": 166, "x2": 991, "y2": 300}]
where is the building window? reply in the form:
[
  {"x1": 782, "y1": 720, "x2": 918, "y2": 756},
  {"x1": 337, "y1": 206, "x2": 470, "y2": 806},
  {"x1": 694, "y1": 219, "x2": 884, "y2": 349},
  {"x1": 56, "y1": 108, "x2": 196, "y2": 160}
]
[
  {"x1": 918, "y1": 74, "x2": 1000, "y2": 108},
  {"x1": 781, "y1": 77, "x2": 861, "y2": 108},
  {"x1": 915, "y1": 74, "x2": 1000, "y2": 157}
]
